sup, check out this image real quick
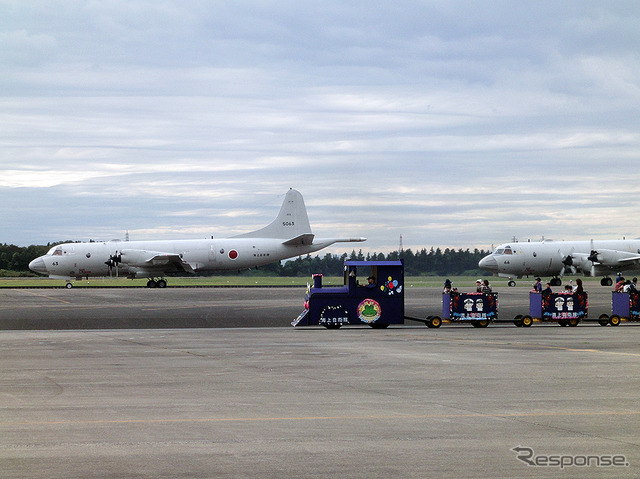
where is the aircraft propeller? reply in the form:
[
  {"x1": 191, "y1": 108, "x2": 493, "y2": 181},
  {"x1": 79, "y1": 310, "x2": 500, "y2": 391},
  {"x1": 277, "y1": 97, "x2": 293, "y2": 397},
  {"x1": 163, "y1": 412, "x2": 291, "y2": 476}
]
[
  {"x1": 585, "y1": 250, "x2": 600, "y2": 277},
  {"x1": 105, "y1": 253, "x2": 122, "y2": 277},
  {"x1": 560, "y1": 255, "x2": 576, "y2": 276}
]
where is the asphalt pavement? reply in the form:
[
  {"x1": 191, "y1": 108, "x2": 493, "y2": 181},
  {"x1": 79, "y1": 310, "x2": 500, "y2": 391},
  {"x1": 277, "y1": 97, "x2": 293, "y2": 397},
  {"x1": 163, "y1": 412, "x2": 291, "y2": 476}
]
[
  {"x1": 1, "y1": 285, "x2": 639, "y2": 478},
  {"x1": 0, "y1": 285, "x2": 619, "y2": 329}
]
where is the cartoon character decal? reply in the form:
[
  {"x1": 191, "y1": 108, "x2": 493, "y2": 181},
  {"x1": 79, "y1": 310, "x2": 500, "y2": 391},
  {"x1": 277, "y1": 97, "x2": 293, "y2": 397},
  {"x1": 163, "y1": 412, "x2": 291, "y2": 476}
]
[
  {"x1": 450, "y1": 292, "x2": 498, "y2": 320},
  {"x1": 358, "y1": 299, "x2": 382, "y2": 323},
  {"x1": 542, "y1": 292, "x2": 588, "y2": 320}
]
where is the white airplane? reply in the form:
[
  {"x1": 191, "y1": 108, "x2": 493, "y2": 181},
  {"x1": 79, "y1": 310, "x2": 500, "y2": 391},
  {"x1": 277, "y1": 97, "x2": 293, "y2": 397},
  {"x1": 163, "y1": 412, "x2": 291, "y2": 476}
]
[
  {"x1": 478, "y1": 239, "x2": 640, "y2": 287},
  {"x1": 29, "y1": 189, "x2": 366, "y2": 288}
]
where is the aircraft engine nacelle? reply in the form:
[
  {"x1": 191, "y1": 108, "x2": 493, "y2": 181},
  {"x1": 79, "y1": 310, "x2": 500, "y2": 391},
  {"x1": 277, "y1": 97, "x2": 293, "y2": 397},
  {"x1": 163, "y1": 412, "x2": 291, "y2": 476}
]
[
  {"x1": 588, "y1": 249, "x2": 630, "y2": 266},
  {"x1": 119, "y1": 249, "x2": 167, "y2": 267},
  {"x1": 569, "y1": 254, "x2": 593, "y2": 274}
]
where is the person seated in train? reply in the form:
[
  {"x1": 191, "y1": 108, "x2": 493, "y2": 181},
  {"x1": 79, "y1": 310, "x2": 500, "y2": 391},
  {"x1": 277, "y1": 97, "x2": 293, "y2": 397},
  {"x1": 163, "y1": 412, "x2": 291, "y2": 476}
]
[
  {"x1": 531, "y1": 277, "x2": 542, "y2": 293},
  {"x1": 573, "y1": 278, "x2": 584, "y2": 294}
]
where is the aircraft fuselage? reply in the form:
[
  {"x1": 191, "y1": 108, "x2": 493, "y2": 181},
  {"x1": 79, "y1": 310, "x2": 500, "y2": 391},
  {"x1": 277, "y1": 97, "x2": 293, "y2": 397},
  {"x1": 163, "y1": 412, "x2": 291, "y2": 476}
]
[
  {"x1": 479, "y1": 239, "x2": 640, "y2": 280},
  {"x1": 30, "y1": 237, "x2": 335, "y2": 280}
]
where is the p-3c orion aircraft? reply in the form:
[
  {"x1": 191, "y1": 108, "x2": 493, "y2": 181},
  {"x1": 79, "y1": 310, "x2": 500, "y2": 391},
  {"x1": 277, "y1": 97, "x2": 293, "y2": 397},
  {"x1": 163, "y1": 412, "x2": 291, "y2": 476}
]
[
  {"x1": 29, "y1": 189, "x2": 366, "y2": 288},
  {"x1": 478, "y1": 238, "x2": 640, "y2": 287}
]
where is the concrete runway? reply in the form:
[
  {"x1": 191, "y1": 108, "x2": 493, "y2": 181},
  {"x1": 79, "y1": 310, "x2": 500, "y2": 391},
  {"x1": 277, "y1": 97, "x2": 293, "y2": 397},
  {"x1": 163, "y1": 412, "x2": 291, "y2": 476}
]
[{"x1": 1, "y1": 286, "x2": 640, "y2": 478}]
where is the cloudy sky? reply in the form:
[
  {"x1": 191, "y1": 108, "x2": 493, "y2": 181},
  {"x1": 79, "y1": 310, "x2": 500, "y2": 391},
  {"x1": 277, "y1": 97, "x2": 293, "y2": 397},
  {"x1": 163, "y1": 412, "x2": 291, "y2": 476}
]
[{"x1": 2, "y1": 1, "x2": 640, "y2": 254}]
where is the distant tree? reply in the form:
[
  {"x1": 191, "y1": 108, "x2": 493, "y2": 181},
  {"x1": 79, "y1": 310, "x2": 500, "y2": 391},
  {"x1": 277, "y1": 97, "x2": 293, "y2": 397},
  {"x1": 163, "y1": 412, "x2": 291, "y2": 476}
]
[{"x1": 0, "y1": 242, "x2": 490, "y2": 277}]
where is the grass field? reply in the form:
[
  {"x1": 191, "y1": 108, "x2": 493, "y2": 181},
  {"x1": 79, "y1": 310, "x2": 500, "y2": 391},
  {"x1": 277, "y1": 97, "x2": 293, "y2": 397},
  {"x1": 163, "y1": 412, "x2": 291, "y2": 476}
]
[{"x1": 0, "y1": 275, "x2": 607, "y2": 289}]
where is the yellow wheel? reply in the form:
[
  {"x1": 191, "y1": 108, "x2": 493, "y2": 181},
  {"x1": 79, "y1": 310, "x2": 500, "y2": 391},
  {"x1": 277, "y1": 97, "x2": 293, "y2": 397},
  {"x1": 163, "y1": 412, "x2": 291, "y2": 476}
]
[
  {"x1": 610, "y1": 315, "x2": 621, "y2": 327},
  {"x1": 427, "y1": 316, "x2": 442, "y2": 328},
  {"x1": 521, "y1": 315, "x2": 533, "y2": 327}
]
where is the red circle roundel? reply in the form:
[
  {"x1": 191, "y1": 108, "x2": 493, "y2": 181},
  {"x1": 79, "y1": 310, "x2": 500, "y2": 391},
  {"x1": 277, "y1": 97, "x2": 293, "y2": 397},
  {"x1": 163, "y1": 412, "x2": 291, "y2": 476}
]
[{"x1": 228, "y1": 249, "x2": 238, "y2": 260}]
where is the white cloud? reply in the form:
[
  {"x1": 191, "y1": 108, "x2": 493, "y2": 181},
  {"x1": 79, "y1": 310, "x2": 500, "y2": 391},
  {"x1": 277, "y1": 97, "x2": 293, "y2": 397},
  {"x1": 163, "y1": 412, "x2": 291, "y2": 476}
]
[{"x1": 1, "y1": 1, "x2": 640, "y2": 251}]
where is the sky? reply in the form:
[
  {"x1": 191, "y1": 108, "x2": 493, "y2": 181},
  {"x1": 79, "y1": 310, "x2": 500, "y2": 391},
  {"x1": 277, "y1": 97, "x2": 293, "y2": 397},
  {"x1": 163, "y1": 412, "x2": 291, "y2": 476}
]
[{"x1": 2, "y1": 1, "x2": 640, "y2": 255}]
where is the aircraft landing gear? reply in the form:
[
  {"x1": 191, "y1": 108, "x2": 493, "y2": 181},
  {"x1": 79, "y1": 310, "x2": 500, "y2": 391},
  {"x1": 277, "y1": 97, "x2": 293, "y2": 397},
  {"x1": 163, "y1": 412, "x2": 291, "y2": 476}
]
[
  {"x1": 550, "y1": 277, "x2": 562, "y2": 286},
  {"x1": 146, "y1": 278, "x2": 168, "y2": 288},
  {"x1": 600, "y1": 277, "x2": 613, "y2": 287}
]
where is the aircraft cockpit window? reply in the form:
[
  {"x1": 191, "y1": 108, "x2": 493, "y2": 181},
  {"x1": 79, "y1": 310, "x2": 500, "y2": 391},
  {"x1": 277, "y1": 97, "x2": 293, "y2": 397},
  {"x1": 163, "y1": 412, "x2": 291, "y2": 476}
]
[
  {"x1": 48, "y1": 246, "x2": 63, "y2": 256},
  {"x1": 504, "y1": 246, "x2": 513, "y2": 255},
  {"x1": 495, "y1": 248, "x2": 505, "y2": 255}
]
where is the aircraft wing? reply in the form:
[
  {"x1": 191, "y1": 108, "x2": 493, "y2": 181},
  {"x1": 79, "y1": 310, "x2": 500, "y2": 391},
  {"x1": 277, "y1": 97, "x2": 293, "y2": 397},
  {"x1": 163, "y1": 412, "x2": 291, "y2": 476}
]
[
  {"x1": 120, "y1": 249, "x2": 195, "y2": 274},
  {"x1": 613, "y1": 254, "x2": 640, "y2": 266},
  {"x1": 590, "y1": 249, "x2": 640, "y2": 267}
]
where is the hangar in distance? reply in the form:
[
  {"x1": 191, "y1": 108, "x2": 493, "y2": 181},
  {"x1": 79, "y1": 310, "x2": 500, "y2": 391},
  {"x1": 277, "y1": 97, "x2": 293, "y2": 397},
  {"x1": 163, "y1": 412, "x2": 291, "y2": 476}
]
[
  {"x1": 29, "y1": 189, "x2": 366, "y2": 287},
  {"x1": 478, "y1": 239, "x2": 640, "y2": 286},
  {"x1": 478, "y1": 238, "x2": 640, "y2": 286}
]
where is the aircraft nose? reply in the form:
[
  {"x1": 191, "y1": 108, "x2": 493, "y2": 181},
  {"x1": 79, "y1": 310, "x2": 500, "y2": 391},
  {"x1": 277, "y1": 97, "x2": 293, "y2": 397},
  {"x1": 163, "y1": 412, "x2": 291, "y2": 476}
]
[
  {"x1": 478, "y1": 255, "x2": 498, "y2": 272},
  {"x1": 29, "y1": 257, "x2": 48, "y2": 274}
]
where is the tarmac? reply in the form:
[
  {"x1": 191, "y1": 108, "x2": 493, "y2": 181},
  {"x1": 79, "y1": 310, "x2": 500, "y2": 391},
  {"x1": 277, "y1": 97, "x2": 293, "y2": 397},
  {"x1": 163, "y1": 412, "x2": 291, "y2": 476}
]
[
  {"x1": 1, "y1": 285, "x2": 640, "y2": 478},
  {"x1": 0, "y1": 284, "x2": 620, "y2": 330}
]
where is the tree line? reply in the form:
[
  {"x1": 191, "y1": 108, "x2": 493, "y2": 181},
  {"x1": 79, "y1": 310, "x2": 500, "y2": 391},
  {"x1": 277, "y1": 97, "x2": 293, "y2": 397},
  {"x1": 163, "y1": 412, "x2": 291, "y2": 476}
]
[
  {"x1": 259, "y1": 247, "x2": 489, "y2": 277},
  {"x1": 0, "y1": 243, "x2": 52, "y2": 276},
  {"x1": 0, "y1": 243, "x2": 489, "y2": 277}
]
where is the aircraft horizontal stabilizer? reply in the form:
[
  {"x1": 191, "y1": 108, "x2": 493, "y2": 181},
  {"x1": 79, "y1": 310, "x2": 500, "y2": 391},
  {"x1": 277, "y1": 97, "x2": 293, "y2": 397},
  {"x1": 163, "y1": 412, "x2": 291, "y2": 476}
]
[
  {"x1": 327, "y1": 237, "x2": 367, "y2": 243},
  {"x1": 282, "y1": 234, "x2": 315, "y2": 246}
]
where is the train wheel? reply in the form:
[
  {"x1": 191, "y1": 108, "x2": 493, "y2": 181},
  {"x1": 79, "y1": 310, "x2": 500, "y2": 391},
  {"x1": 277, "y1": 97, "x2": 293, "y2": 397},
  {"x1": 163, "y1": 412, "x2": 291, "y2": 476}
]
[
  {"x1": 598, "y1": 314, "x2": 609, "y2": 326},
  {"x1": 369, "y1": 323, "x2": 389, "y2": 329},
  {"x1": 521, "y1": 315, "x2": 533, "y2": 327},
  {"x1": 427, "y1": 316, "x2": 442, "y2": 328},
  {"x1": 609, "y1": 315, "x2": 621, "y2": 327},
  {"x1": 474, "y1": 320, "x2": 490, "y2": 328},
  {"x1": 514, "y1": 314, "x2": 523, "y2": 327},
  {"x1": 568, "y1": 319, "x2": 580, "y2": 327}
]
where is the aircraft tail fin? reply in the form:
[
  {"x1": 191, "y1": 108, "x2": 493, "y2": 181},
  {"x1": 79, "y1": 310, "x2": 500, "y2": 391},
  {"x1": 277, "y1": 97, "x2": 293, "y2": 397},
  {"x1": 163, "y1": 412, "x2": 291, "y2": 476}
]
[{"x1": 233, "y1": 189, "x2": 312, "y2": 240}]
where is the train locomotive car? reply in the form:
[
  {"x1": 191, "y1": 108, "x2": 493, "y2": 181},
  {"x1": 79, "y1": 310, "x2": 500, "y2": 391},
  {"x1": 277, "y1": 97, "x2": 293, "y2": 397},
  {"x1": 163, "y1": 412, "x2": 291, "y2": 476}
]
[{"x1": 292, "y1": 260, "x2": 404, "y2": 329}]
